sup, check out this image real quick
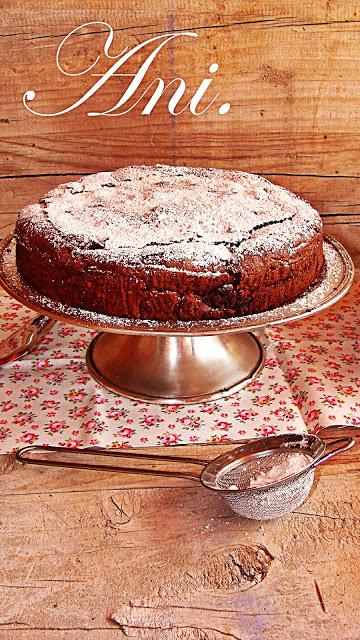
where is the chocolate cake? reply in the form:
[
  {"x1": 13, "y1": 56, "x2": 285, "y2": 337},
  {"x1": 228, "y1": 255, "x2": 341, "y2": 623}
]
[{"x1": 15, "y1": 165, "x2": 324, "y2": 321}]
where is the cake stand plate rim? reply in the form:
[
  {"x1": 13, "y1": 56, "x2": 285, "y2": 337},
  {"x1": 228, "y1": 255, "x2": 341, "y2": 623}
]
[{"x1": 0, "y1": 234, "x2": 354, "y2": 336}]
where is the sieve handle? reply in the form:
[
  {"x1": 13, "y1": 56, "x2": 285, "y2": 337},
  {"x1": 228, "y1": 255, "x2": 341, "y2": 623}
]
[
  {"x1": 313, "y1": 436, "x2": 355, "y2": 467},
  {"x1": 15, "y1": 444, "x2": 208, "y2": 480}
]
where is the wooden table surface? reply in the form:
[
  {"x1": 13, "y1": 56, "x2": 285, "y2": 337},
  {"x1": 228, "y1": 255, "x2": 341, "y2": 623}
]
[{"x1": 0, "y1": 426, "x2": 359, "y2": 640}]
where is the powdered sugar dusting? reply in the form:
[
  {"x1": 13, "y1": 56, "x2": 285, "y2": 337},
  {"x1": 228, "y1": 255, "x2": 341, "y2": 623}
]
[
  {"x1": 17, "y1": 165, "x2": 322, "y2": 267},
  {"x1": 248, "y1": 452, "x2": 311, "y2": 488}
]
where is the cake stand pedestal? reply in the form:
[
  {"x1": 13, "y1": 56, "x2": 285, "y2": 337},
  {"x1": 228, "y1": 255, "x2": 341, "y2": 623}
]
[
  {"x1": 86, "y1": 331, "x2": 264, "y2": 403},
  {"x1": 0, "y1": 235, "x2": 354, "y2": 404}
]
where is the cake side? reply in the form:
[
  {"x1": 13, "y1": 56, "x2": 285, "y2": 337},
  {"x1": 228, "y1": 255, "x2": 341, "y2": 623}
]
[{"x1": 15, "y1": 165, "x2": 324, "y2": 321}]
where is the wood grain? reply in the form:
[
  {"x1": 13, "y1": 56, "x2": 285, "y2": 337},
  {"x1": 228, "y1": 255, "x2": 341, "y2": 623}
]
[
  {"x1": 0, "y1": 429, "x2": 359, "y2": 639},
  {"x1": 0, "y1": 0, "x2": 360, "y2": 232}
]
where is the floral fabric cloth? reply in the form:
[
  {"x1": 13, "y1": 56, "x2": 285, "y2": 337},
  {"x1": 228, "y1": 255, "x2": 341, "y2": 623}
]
[{"x1": 0, "y1": 279, "x2": 359, "y2": 454}]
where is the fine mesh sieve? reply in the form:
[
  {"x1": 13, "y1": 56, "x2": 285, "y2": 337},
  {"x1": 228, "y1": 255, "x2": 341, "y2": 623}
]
[
  {"x1": 16, "y1": 426, "x2": 354, "y2": 521},
  {"x1": 199, "y1": 428, "x2": 354, "y2": 519},
  {"x1": 208, "y1": 449, "x2": 316, "y2": 520}
]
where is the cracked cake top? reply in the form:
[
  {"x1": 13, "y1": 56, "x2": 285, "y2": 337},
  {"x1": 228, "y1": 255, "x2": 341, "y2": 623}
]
[{"x1": 17, "y1": 164, "x2": 322, "y2": 268}]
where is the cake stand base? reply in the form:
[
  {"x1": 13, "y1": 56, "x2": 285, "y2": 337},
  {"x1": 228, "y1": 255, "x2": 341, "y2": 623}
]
[{"x1": 86, "y1": 331, "x2": 265, "y2": 404}]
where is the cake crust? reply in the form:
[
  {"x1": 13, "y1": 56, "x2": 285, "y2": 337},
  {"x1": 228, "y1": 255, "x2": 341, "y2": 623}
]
[{"x1": 15, "y1": 165, "x2": 324, "y2": 321}]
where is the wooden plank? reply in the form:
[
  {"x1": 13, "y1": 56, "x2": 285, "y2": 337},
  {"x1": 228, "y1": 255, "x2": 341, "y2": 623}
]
[
  {"x1": 1, "y1": 173, "x2": 360, "y2": 217},
  {"x1": 0, "y1": 430, "x2": 359, "y2": 638},
  {"x1": 0, "y1": 631, "x2": 119, "y2": 640},
  {"x1": 323, "y1": 221, "x2": 360, "y2": 266},
  {"x1": 3, "y1": 1, "x2": 360, "y2": 34},
  {"x1": 1, "y1": 131, "x2": 360, "y2": 178},
  {"x1": 2, "y1": 1, "x2": 360, "y2": 36}
]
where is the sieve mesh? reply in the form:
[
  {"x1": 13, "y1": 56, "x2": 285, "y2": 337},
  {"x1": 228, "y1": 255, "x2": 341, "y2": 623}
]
[{"x1": 215, "y1": 450, "x2": 315, "y2": 520}]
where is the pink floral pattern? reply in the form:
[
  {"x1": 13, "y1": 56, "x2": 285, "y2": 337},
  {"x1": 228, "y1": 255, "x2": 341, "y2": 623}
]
[
  {"x1": 269, "y1": 277, "x2": 360, "y2": 433},
  {"x1": 0, "y1": 278, "x2": 359, "y2": 453}
]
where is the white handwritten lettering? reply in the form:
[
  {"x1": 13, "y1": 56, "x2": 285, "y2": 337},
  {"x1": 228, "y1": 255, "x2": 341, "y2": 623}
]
[{"x1": 23, "y1": 22, "x2": 230, "y2": 117}]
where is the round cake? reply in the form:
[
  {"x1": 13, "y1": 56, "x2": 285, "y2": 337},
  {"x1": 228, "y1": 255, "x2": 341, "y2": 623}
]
[{"x1": 15, "y1": 165, "x2": 324, "y2": 321}]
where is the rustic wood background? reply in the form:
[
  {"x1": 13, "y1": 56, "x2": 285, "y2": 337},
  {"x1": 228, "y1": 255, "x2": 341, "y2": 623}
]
[
  {"x1": 0, "y1": 0, "x2": 359, "y2": 263},
  {"x1": 0, "y1": 426, "x2": 360, "y2": 638}
]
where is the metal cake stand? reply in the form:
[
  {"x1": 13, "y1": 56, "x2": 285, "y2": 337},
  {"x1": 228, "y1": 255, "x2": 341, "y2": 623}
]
[{"x1": 0, "y1": 234, "x2": 354, "y2": 404}]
